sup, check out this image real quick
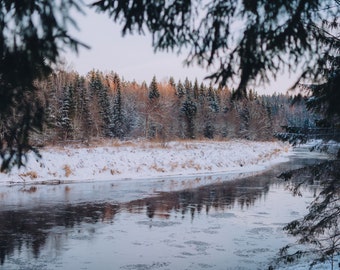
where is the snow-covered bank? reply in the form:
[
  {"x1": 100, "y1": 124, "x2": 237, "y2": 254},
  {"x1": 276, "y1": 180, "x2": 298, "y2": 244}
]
[{"x1": 0, "y1": 140, "x2": 291, "y2": 185}]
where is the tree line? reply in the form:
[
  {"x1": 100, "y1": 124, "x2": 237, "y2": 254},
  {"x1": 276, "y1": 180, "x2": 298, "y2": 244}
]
[{"x1": 33, "y1": 69, "x2": 317, "y2": 144}]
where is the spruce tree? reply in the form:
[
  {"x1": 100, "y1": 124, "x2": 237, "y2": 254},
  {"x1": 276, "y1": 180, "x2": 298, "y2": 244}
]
[
  {"x1": 176, "y1": 80, "x2": 185, "y2": 98},
  {"x1": 199, "y1": 82, "x2": 206, "y2": 104},
  {"x1": 239, "y1": 102, "x2": 250, "y2": 139},
  {"x1": 89, "y1": 71, "x2": 113, "y2": 137},
  {"x1": 184, "y1": 77, "x2": 192, "y2": 96},
  {"x1": 58, "y1": 85, "x2": 73, "y2": 139},
  {"x1": 148, "y1": 76, "x2": 160, "y2": 100},
  {"x1": 77, "y1": 76, "x2": 92, "y2": 140},
  {"x1": 181, "y1": 96, "x2": 197, "y2": 139},
  {"x1": 112, "y1": 73, "x2": 124, "y2": 138},
  {"x1": 0, "y1": 0, "x2": 88, "y2": 171},
  {"x1": 193, "y1": 79, "x2": 199, "y2": 100},
  {"x1": 168, "y1": 76, "x2": 176, "y2": 92},
  {"x1": 146, "y1": 76, "x2": 161, "y2": 138},
  {"x1": 207, "y1": 84, "x2": 219, "y2": 113}
]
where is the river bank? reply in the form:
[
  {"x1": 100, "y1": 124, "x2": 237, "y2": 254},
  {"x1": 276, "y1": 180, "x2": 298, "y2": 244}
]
[{"x1": 0, "y1": 139, "x2": 291, "y2": 186}]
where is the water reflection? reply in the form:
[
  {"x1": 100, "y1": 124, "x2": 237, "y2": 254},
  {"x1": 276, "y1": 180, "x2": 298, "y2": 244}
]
[
  {"x1": 0, "y1": 203, "x2": 120, "y2": 265},
  {"x1": 0, "y1": 168, "x2": 284, "y2": 267},
  {"x1": 0, "y1": 147, "x2": 329, "y2": 269},
  {"x1": 126, "y1": 173, "x2": 273, "y2": 222}
]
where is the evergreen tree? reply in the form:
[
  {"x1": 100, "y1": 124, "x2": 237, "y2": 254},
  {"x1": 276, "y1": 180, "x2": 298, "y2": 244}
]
[
  {"x1": 273, "y1": 28, "x2": 339, "y2": 267},
  {"x1": 199, "y1": 82, "x2": 206, "y2": 103},
  {"x1": 0, "y1": 0, "x2": 88, "y2": 171},
  {"x1": 184, "y1": 77, "x2": 192, "y2": 96},
  {"x1": 193, "y1": 79, "x2": 199, "y2": 100},
  {"x1": 181, "y1": 96, "x2": 197, "y2": 139},
  {"x1": 89, "y1": 71, "x2": 113, "y2": 137},
  {"x1": 304, "y1": 55, "x2": 340, "y2": 127},
  {"x1": 207, "y1": 84, "x2": 219, "y2": 113},
  {"x1": 146, "y1": 76, "x2": 161, "y2": 138},
  {"x1": 239, "y1": 103, "x2": 250, "y2": 139},
  {"x1": 168, "y1": 76, "x2": 176, "y2": 92},
  {"x1": 58, "y1": 85, "x2": 73, "y2": 139},
  {"x1": 275, "y1": 161, "x2": 340, "y2": 269},
  {"x1": 203, "y1": 122, "x2": 215, "y2": 139},
  {"x1": 148, "y1": 76, "x2": 160, "y2": 100},
  {"x1": 77, "y1": 76, "x2": 92, "y2": 140},
  {"x1": 176, "y1": 80, "x2": 185, "y2": 98},
  {"x1": 112, "y1": 73, "x2": 124, "y2": 138}
]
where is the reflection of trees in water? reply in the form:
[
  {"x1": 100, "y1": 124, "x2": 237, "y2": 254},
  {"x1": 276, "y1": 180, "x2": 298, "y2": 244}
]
[
  {"x1": 126, "y1": 172, "x2": 274, "y2": 220},
  {"x1": 0, "y1": 203, "x2": 119, "y2": 265},
  {"x1": 0, "y1": 171, "x2": 277, "y2": 265}
]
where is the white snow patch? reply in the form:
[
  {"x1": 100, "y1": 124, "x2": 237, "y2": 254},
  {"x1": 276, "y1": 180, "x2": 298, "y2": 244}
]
[{"x1": 0, "y1": 140, "x2": 291, "y2": 185}]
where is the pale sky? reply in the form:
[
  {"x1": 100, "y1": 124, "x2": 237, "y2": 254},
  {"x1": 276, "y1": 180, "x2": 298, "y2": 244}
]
[{"x1": 63, "y1": 5, "x2": 298, "y2": 95}]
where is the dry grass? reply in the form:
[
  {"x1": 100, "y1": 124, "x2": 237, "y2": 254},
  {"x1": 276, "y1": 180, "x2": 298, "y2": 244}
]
[
  {"x1": 44, "y1": 138, "x2": 139, "y2": 149},
  {"x1": 139, "y1": 141, "x2": 169, "y2": 150},
  {"x1": 99, "y1": 166, "x2": 108, "y2": 173},
  {"x1": 149, "y1": 163, "x2": 165, "y2": 173},
  {"x1": 110, "y1": 140, "x2": 137, "y2": 148},
  {"x1": 19, "y1": 171, "x2": 38, "y2": 179},
  {"x1": 43, "y1": 138, "x2": 237, "y2": 154},
  {"x1": 169, "y1": 161, "x2": 179, "y2": 171},
  {"x1": 180, "y1": 159, "x2": 202, "y2": 171},
  {"x1": 110, "y1": 169, "x2": 121, "y2": 175},
  {"x1": 63, "y1": 164, "x2": 72, "y2": 177},
  {"x1": 189, "y1": 160, "x2": 202, "y2": 170},
  {"x1": 43, "y1": 138, "x2": 278, "y2": 154}
]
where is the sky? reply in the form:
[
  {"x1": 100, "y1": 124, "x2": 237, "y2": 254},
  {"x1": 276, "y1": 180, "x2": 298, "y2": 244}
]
[{"x1": 63, "y1": 5, "x2": 299, "y2": 95}]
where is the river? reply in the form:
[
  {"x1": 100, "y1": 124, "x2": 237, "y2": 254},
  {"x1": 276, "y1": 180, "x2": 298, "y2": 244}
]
[{"x1": 0, "y1": 145, "x2": 332, "y2": 270}]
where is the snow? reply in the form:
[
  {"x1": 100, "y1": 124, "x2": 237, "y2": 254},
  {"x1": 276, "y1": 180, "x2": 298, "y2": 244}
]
[{"x1": 0, "y1": 140, "x2": 291, "y2": 186}]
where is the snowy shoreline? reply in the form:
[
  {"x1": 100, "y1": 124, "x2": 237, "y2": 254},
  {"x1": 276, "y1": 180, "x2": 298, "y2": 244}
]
[{"x1": 0, "y1": 140, "x2": 291, "y2": 186}]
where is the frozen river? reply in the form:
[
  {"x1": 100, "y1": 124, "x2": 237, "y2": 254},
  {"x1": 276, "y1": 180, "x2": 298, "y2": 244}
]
[{"x1": 0, "y1": 146, "x2": 331, "y2": 270}]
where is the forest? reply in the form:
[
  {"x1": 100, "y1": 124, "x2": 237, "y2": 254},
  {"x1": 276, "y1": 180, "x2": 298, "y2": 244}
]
[{"x1": 33, "y1": 69, "x2": 318, "y2": 145}]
